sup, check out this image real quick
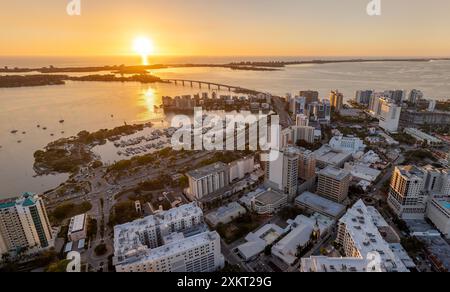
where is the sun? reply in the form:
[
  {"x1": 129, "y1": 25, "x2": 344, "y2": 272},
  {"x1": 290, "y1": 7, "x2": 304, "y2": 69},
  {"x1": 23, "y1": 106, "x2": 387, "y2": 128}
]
[{"x1": 133, "y1": 37, "x2": 155, "y2": 65}]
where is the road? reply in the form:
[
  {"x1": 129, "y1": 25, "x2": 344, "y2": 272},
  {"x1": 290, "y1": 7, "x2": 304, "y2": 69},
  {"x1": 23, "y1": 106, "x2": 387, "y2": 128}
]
[{"x1": 272, "y1": 96, "x2": 292, "y2": 128}]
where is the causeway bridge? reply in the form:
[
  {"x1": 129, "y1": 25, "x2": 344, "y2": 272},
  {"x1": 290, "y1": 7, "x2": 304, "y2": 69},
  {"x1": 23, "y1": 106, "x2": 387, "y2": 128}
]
[{"x1": 163, "y1": 78, "x2": 251, "y2": 92}]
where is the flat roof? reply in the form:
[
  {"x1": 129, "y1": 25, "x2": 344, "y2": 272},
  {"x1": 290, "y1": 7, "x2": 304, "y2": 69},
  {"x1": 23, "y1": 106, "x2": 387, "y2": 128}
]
[
  {"x1": 186, "y1": 162, "x2": 228, "y2": 180},
  {"x1": 255, "y1": 190, "x2": 286, "y2": 205},
  {"x1": 295, "y1": 191, "x2": 345, "y2": 217},
  {"x1": 69, "y1": 214, "x2": 86, "y2": 233},
  {"x1": 319, "y1": 166, "x2": 351, "y2": 180}
]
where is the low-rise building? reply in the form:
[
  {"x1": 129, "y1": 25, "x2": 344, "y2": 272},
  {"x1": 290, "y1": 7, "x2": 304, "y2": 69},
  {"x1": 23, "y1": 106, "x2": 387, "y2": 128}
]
[
  {"x1": 314, "y1": 145, "x2": 352, "y2": 169},
  {"x1": 272, "y1": 213, "x2": 333, "y2": 265},
  {"x1": 205, "y1": 202, "x2": 247, "y2": 227},
  {"x1": 329, "y1": 136, "x2": 366, "y2": 154},
  {"x1": 236, "y1": 224, "x2": 285, "y2": 261},
  {"x1": 239, "y1": 189, "x2": 288, "y2": 215},
  {"x1": 68, "y1": 213, "x2": 87, "y2": 242},
  {"x1": 295, "y1": 191, "x2": 346, "y2": 219},
  {"x1": 404, "y1": 128, "x2": 443, "y2": 147}
]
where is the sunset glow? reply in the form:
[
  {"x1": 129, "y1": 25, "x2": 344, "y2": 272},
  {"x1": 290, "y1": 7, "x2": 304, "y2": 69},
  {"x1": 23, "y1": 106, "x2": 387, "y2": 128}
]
[{"x1": 133, "y1": 37, "x2": 155, "y2": 65}]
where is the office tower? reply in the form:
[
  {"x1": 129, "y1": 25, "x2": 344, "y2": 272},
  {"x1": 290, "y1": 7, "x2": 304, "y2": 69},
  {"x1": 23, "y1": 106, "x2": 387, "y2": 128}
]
[
  {"x1": 295, "y1": 114, "x2": 309, "y2": 127},
  {"x1": 316, "y1": 166, "x2": 351, "y2": 203},
  {"x1": 278, "y1": 127, "x2": 294, "y2": 149},
  {"x1": 379, "y1": 99, "x2": 401, "y2": 133},
  {"x1": 293, "y1": 126, "x2": 315, "y2": 144},
  {"x1": 368, "y1": 93, "x2": 385, "y2": 116},
  {"x1": 299, "y1": 90, "x2": 319, "y2": 104},
  {"x1": 265, "y1": 147, "x2": 300, "y2": 201},
  {"x1": 298, "y1": 149, "x2": 316, "y2": 180},
  {"x1": 300, "y1": 200, "x2": 408, "y2": 272},
  {"x1": 384, "y1": 90, "x2": 405, "y2": 105},
  {"x1": 387, "y1": 166, "x2": 427, "y2": 219},
  {"x1": 307, "y1": 100, "x2": 331, "y2": 123},
  {"x1": 408, "y1": 89, "x2": 423, "y2": 104},
  {"x1": 186, "y1": 162, "x2": 230, "y2": 199},
  {"x1": 428, "y1": 100, "x2": 436, "y2": 112},
  {"x1": 0, "y1": 193, "x2": 54, "y2": 255},
  {"x1": 290, "y1": 96, "x2": 306, "y2": 115},
  {"x1": 113, "y1": 203, "x2": 224, "y2": 272},
  {"x1": 355, "y1": 90, "x2": 373, "y2": 106},
  {"x1": 421, "y1": 165, "x2": 450, "y2": 195},
  {"x1": 329, "y1": 90, "x2": 344, "y2": 112}
]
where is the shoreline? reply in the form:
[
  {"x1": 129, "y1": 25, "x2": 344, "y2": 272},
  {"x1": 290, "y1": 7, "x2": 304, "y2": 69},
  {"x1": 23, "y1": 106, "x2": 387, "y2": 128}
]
[{"x1": 1, "y1": 58, "x2": 449, "y2": 74}]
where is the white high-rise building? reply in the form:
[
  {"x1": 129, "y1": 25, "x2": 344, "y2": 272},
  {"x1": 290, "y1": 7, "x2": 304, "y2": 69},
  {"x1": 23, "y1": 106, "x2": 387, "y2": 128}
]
[
  {"x1": 301, "y1": 200, "x2": 409, "y2": 272},
  {"x1": 379, "y1": 99, "x2": 401, "y2": 133},
  {"x1": 229, "y1": 156, "x2": 255, "y2": 182},
  {"x1": 113, "y1": 203, "x2": 224, "y2": 272},
  {"x1": 0, "y1": 193, "x2": 54, "y2": 256},
  {"x1": 265, "y1": 147, "x2": 300, "y2": 201},
  {"x1": 293, "y1": 126, "x2": 315, "y2": 144},
  {"x1": 187, "y1": 162, "x2": 230, "y2": 199},
  {"x1": 295, "y1": 114, "x2": 309, "y2": 127}
]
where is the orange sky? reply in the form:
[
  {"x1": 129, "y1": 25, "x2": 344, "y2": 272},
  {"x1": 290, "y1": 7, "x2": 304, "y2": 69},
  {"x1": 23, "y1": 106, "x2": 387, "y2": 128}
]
[{"x1": 1, "y1": 0, "x2": 450, "y2": 57}]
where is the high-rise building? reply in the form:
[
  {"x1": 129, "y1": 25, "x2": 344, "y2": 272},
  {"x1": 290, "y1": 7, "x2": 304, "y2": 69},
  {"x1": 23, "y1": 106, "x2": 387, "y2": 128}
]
[
  {"x1": 387, "y1": 166, "x2": 427, "y2": 219},
  {"x1": 383, "y1": 90, "x2": 405, "y2": 105},
  {"x1": 329, "y1": 90, "x2": 344, "y2": 112},
  {"x1": 388, "y1": 165, "x2": 450, "y2": 220},
  {"x1": 265, "y1": 147, "x2": 300, "y2": 201},
  {"x1": 186, "y1": 162, "x2": 230, "y2": 200},
  {"x1": 292, "y1": 126, "x2": 315, "y2": 144},
  {"x1": 295, "y1": 114, "x2": 309, "y2": 127},
  {"x1": 368, "y1": 93, "x2": 385, "y2": 116},
  {"x1": 299, "y1": 90, "x2": 319, "y2": 104},
  {"x1": 307, "y1": 100, "x2": 331, "y2": 123},
  {"x1": 408, "y1": 89, "x2": 423, "y2": 104},
  {"x1": 355, "y1": 90, "x2": 373, "y2": 106},
  {"x1": 379, "y1": 99, "x2": 401, "y2": 133},
  {"x1": 316, "y1": 166, "x2": 351, "y2": 203},
  {"x1": 298, "y1": 149, "x2": 316, "y2": 180},
  {"x1": 113, "y1": 203, "x2": 224, "y2": 272},
  {"x1": 290, "y1": 96, "x2": 306, "y2": 115},
  {"x1": 0, "y1": 193, "x2": 54, "y2": 256},
  {"x1": 301, "y1": 200, "x2": 409, "y2": 272}
]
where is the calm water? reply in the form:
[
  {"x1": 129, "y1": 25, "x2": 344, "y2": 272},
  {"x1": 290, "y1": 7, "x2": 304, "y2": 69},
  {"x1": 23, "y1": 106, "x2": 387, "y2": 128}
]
[{"x1": 1, "y1": 58, "x2": 450, "y2": 197}]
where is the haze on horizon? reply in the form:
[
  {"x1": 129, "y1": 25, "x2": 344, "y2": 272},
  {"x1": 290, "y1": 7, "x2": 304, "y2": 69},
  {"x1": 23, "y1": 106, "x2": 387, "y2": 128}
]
[{"x1": 1, "y1": 0, "x2": 450, "y2": 58}]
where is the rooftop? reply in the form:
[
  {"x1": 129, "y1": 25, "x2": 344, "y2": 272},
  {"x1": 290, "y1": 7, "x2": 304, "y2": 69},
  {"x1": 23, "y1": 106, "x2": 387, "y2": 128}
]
[
  {"x1": 319, "y1": 166, "x2": 351, "y2": 181},
  {"x1": 117, "y1": 231, "x2": 220, "y2": 267},
  {"x1": 254, "y1": 189, "x2": 287, "y2": 205},
  {"x1": 69, "y1": 214, "x2": 86, "y2": 233},
  {"x1": 338, "y1": 200, "x2": 408, "y2": 272},
  {"x1": 295, "y1": 191, "x2": 345, "y2": 218},
  {"x1": 186, "y1": 162, "x2": 228, "y2": 180}
]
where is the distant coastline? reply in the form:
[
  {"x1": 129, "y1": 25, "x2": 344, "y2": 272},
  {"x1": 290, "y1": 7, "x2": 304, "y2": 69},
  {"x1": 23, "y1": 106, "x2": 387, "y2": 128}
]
[{"x1": 1, "y1": 57, "x2": 449, "y2": 74}]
